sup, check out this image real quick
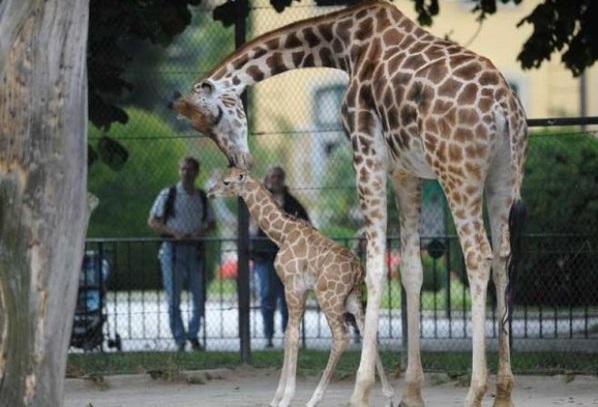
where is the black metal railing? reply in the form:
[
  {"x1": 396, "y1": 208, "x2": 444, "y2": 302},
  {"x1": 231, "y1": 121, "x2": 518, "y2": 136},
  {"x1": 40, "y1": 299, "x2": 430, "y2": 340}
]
[{"x1": 71, "y1": 235, "x2": 598, "y2": 354}]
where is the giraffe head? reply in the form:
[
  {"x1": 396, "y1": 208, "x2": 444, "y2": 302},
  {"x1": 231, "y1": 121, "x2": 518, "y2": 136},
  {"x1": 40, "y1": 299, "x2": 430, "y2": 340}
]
[
  {"x1": 171, "y1": 80, "x2": 253, "y2": 170},
  {"x1": 206, "y1": 167, "x2": 254, "y2": 199}
]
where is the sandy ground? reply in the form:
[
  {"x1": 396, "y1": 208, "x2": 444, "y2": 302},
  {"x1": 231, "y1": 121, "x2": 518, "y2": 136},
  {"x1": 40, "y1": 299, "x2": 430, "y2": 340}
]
[{"x1": 64, "y1": 366, "x2": 598, "y2": 407}]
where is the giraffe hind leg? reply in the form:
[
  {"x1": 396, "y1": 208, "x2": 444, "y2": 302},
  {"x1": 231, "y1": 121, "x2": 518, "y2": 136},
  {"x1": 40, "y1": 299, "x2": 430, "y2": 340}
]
[
  {"x1": 486, "y1": 172, "x2": 523, "y2": 407},
  {"x1": 484, "y1": 129, "x2": 528, "y2": 407},
  {"x1": 305, "y1": 315, "x2": 350, "y2": 407},
  {"x1": 306, "y1": 284, "x2": 355, "y2": 407},
  {"x1": 452, "y1": 210, "x2": 492, "y2": 407}
]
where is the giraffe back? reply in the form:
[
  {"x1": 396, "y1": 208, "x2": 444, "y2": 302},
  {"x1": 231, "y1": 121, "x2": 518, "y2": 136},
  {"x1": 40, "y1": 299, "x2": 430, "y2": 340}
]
[{"x1": 275, "y1": 226, "x2": 364, "y2": 303}]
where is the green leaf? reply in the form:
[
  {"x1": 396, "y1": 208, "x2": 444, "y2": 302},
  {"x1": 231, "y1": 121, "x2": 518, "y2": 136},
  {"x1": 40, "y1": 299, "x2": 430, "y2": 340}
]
[
  {"x1": 97, "y1": 136, "x2": 129, "y2": 171},
  {"x1": 88, "y1": 144, "x2": 98, "y2": 168}
]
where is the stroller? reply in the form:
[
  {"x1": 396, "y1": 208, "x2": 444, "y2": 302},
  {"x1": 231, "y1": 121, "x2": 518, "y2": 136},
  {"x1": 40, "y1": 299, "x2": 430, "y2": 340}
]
[{"x1": 70, "y1": 250, "x2": 121, "y2": 351}]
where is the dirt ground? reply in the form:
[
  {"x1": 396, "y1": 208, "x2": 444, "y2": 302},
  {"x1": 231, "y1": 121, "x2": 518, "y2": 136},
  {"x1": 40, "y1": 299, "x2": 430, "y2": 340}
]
[{"x1": 64, "y1": 366, "x2": 598, "y2": 407}]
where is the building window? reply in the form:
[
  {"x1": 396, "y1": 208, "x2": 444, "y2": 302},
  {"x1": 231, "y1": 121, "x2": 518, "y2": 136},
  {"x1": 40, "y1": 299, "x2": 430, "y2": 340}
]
[{"x1": 313, "y1": 84, "x2": 345, "y2": 130}]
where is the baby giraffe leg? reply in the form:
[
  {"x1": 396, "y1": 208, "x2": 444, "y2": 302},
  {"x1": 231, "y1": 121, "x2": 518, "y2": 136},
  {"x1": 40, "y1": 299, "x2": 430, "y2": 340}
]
[
  {"x1": 270, "y1": 290, "x2": 306, "y2": 407},
  {"x1": 305, "y1": 315, "x2": 350, "y2": 407}
]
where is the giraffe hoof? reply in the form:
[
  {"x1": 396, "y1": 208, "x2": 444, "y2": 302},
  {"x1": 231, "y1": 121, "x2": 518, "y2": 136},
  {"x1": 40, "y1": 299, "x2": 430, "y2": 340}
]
[
  {"x1": 398, "y1": 399, "x2": 425, "y2": 407},
  {"x1": 492, "y1": 400, "x2": 515, "y2": 407}
]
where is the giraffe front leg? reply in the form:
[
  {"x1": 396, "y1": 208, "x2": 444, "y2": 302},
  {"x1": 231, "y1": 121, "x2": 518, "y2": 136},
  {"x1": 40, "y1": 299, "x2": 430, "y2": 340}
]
[
  {"x1": 345, "y1": 110, "x2": 388, "y2": 407},
  {"x1": 351, "y1": 234, "x2": 386, "y2": 407},
  {"x1": 397, "y1": 250, "x2": 425, "y2": 407},
  {"x1": 392, "y1": 175, "x2": 425, "y2": 407},
  {"x1": 274, "y1": 327, "x2": 299, "y2": 407},
  {"x1": 270, "y1": 331, "x2": 291, "y2": 407},
  {"x1": 270, "y1": 291, "x2": 305, "y2": 407},
  {"x1": 349, "y1": 294, "x2": 396, "y2": 407}
]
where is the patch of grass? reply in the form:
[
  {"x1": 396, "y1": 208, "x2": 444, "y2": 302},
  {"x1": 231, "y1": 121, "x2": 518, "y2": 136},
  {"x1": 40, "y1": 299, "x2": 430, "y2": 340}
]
[
  {"x1": 66, "y1": 351, "x2": 240, "y2": 378},
  {"x1": 380, "y1": 279, "x2": 472, "y2": 311},
  {"x1": 207, "y1": 278, "x2": 238, "y2": 299},
  {"x1": 67, "y1": 350, "x2": 598, "y2": 379},
  {"x1": 208, "y1": 267, "x2": 473, "y2": 311}
]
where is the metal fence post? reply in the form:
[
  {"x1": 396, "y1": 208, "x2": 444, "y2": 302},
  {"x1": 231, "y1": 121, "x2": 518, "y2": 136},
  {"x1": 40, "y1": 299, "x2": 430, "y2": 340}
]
[
  {"x1": 235, "y1": 0, "x2": 251, "y2": 365},
  {"x1": 400, "y1": 284, "x2": 408, "y2": 371}
]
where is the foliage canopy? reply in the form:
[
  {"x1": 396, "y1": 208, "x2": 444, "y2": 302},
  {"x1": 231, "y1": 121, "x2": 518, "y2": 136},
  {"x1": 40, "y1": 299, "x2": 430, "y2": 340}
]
[
  {"x1": 90, "y1": 0, "x2": 598, "y2": 131},
  {"x1": 517, "y1": 132, "x2": 598, "y2": 306},
  {"x1": 88, "y1": 0, "x2": 201, "y2": 130}
]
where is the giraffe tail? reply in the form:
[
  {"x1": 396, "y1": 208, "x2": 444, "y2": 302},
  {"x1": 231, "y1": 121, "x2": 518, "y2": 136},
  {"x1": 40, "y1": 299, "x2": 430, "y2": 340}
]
[
  {"x1": 498, "y1": 91, "x2": 527, "y2": 329},
  {"x1": 502, "y1": 199, "x2": 526, "y2": 329}
]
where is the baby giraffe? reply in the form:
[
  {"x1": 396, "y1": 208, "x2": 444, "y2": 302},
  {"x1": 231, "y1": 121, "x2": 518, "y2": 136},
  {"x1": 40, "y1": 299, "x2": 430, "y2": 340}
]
[{"x1": 207, "y1": 168, "x2": 394, "y2": 407}]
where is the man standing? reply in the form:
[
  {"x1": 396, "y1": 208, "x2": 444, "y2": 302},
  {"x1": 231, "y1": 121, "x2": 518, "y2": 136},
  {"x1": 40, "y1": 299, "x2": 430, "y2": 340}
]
[
  {"x1": 251, "y1": 166, "x2": 310, "y2": 348},
  {"x1": 148, "y1": 157, "x2": 215, "y2": 352}
]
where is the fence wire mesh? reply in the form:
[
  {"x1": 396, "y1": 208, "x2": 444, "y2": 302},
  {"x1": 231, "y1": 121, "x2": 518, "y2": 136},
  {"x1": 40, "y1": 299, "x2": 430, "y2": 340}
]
[{"x1": 78, "y1": 2, "x2": 598, "y2": 373}]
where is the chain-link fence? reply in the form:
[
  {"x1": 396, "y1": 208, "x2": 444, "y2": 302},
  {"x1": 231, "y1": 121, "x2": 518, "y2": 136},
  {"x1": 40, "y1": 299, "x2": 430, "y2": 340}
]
[{"x1": 78, "y1": 2, "x2": 598, "y2": 371}]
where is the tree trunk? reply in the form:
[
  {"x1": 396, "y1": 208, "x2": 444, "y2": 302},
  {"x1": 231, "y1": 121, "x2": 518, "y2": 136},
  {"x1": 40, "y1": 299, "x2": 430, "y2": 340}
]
[{"x1": 0, "y1": 0, "x2": 89, "y2": 406}]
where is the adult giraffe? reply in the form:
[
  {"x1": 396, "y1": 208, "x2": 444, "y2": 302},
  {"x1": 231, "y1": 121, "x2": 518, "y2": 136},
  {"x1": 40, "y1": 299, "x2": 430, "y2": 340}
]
[{"x1": 172, "y1": 1, "x2": 527, "y2": 406}]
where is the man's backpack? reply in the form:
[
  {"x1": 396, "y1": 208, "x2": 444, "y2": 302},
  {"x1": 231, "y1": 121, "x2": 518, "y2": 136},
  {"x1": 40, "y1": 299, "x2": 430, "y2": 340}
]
[{"x1": 163, "y1": 186, "x2": 208, "y2": 223}]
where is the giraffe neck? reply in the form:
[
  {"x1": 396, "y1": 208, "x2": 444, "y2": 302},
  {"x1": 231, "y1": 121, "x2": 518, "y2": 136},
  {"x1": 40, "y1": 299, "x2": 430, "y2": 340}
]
[
  {"x1": 203, "y1": 1, "x2": 411, "y2": 93},
  {"x1": 241, "y1": 177, "x2": 292, "y2": 246}
]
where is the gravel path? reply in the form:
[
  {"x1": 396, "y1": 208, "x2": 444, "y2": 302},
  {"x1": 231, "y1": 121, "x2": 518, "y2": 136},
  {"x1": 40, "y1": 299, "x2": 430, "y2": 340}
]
[{"x1": 64, "y1": 366, "x2": 598, "y2": 407}]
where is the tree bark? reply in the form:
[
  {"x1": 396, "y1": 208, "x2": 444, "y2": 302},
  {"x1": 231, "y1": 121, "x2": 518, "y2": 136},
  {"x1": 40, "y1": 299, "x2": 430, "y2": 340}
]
[
  {"x1": 0, "y1": 0, "x2": 38, "y2": 77},
  {"x1": 0, "y1": 1, "x2": 89, "y2": 406}
]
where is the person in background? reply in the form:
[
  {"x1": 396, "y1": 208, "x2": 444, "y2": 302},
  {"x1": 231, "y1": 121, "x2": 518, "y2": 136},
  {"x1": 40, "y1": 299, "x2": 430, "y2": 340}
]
[
  {"x1": 148, "y1": 156, "x2": 215, "y2": 352},
  {"x1": 250, "y1": 166, "x2": 310, "y2": 348}
]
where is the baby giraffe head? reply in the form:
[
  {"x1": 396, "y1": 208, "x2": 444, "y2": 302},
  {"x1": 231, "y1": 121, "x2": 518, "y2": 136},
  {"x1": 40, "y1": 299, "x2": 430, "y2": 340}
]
[{"x1": 207, "y1": 167, "x2": 253, "y2": 199}]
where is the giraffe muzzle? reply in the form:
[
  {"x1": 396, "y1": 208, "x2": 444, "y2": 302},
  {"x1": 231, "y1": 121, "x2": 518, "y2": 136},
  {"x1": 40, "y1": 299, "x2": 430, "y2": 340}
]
[
  {"x1": 167, "y1": 90, "x2": 183, "y2": 110},
  {"x1": 206, "y1": 188, "x2": 217, "y2": 199}
]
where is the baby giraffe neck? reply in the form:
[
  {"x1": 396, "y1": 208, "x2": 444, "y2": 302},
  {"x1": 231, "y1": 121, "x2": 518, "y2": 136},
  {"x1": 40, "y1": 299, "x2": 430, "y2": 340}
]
[{"x1": 242, "y1": 181, "x2": 288, "y2": 246}]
